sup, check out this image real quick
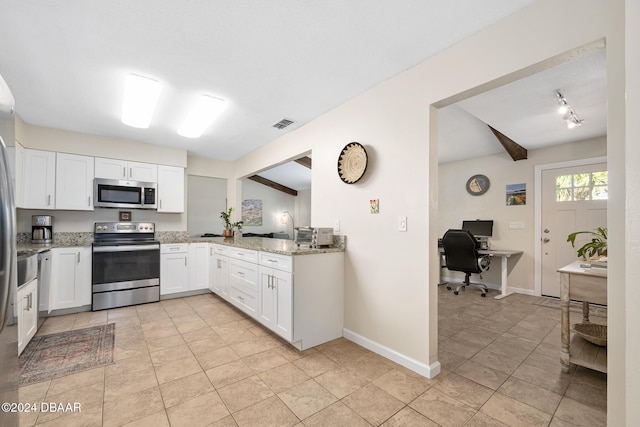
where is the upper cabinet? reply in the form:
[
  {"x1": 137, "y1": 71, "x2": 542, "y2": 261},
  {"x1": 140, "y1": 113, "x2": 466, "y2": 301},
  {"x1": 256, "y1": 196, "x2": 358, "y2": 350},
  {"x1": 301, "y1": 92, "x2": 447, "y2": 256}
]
[
  {"x1": 95, "y1": 157, "x2": 158, "y2": 182},
  {"x1": 157, "y1": 165, "x2": 184, "y2": 213},
  {"x1": 23, "y1": 149, "x2": 56, "y2": 209},
  {"x1": 55, "y1": 153, "x2": 94, "y2": 211}
]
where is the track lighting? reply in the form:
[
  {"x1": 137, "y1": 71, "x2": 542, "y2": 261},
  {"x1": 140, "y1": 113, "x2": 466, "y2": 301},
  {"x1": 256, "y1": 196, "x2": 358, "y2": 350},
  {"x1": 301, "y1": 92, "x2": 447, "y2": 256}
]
[{"x1": 555, "y1": 90, "x2": 583, "y2": 129}]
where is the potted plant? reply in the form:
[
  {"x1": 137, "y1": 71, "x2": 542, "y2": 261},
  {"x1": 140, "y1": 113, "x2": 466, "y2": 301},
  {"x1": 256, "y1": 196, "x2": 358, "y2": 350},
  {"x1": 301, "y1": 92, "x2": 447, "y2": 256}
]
[
  {"x1": 567, "y1": 226, "x2": 607, "y2": 260},
  {"x1": 220, "y1": 207, "x2": 243, "y2": 237}
]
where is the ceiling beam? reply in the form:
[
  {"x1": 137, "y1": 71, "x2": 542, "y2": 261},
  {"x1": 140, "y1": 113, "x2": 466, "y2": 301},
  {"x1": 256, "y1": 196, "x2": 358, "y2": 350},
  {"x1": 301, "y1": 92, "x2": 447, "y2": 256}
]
[
  {"x1": 294, "y1": 156, "x2": 312, "y2": 169},
  {"x1": 248, "y1": 175, "x2": 298, "y2": 196},
  {"x1": 488, "y1": 125, "x2": 528, "y2": 161}
]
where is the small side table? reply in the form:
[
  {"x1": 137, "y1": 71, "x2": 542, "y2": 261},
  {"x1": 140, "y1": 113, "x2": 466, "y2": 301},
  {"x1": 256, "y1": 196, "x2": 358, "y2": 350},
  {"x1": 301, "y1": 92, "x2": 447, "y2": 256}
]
[{"x1": 558, "y1": 261, "x2": 607, "y2": 373}]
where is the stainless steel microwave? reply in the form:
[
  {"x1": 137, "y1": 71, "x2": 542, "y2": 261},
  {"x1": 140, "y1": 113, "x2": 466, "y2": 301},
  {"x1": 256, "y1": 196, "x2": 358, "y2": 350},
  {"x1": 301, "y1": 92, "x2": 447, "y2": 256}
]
[{"x1": 94, "y1": 178, "x2": 157, "y2": 209}]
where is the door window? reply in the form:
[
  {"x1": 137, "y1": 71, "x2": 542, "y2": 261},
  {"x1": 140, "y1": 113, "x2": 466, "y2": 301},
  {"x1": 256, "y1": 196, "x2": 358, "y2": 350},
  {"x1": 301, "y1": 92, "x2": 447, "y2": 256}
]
[{"x1": 555, "y1": 171, "x2": 608, "y2": 202}]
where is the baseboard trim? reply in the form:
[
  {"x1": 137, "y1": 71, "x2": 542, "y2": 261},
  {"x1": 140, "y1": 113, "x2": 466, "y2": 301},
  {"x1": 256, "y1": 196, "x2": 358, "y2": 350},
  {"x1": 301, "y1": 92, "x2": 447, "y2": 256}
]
[
  {"x1": 507, "y1": 286, "x2": 535, "y2": 296},
  {"x1": 342, "y1": 328, "x2": 441, "y2": 379}
]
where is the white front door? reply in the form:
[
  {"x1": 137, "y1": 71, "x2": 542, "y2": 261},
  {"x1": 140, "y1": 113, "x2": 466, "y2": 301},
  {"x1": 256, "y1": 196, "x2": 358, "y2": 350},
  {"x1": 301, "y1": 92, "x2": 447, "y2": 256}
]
[{"x1": 540, "y1": 163, "x2": 607, "y2": 297}]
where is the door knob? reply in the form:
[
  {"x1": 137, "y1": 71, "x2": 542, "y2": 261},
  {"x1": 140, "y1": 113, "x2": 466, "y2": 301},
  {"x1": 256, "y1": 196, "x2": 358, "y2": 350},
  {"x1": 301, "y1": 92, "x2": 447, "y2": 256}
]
[
  {"x1": 544, "y1": 229, "x2": 550, "y2": 233},
  {"x1": 543, "y1": 238, "x2": 550, "y2": 243}
]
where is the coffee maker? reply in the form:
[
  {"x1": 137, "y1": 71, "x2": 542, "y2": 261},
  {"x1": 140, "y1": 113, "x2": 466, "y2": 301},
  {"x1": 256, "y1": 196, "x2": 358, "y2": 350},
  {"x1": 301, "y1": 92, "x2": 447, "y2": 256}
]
[{"x1": 32, "y1": 215, "x2": 53, "y2": 244}]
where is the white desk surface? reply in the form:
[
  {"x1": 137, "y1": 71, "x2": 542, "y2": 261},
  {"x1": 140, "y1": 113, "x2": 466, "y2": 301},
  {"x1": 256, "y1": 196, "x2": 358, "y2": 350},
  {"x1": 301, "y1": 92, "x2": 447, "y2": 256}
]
[{"x1": 439, "y1": 247, "x2": 523, "y2": 299}]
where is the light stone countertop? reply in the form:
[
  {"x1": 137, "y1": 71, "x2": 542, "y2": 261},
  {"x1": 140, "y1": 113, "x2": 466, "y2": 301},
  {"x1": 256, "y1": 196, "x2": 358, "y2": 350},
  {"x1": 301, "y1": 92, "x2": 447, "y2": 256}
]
[
  {"x1": 180, "y1": 236, "x2": 346, "y2": 256},
  {"x1": 16, "y1": 231, "x2": 346, "y2": 257}
]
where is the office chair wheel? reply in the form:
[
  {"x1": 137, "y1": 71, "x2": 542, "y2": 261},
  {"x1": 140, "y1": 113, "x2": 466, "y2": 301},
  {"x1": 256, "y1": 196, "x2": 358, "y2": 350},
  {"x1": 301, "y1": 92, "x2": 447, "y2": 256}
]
[
  {"x1": 446, "y1": 286, "x2": 451, "y2": 290},
  {"x1": 453, "y1": 291, "x2": 459, "y2": 295},
  {"x1": 481, "y1": 293, "x2": 486, "y2": 298}
]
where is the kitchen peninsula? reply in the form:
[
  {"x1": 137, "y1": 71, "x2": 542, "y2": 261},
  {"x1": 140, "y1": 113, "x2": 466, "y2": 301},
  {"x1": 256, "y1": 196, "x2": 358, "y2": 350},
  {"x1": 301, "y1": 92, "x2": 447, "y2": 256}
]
[{"x1": 161, "y1": 236, "x2": 345, "y2": 350}]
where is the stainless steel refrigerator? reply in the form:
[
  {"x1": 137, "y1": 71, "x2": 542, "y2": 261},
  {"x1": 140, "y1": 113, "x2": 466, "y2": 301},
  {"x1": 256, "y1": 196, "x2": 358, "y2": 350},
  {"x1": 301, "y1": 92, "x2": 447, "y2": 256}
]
[{"x1": 0, "y1": 73, "x2": 18, "y2": 426}]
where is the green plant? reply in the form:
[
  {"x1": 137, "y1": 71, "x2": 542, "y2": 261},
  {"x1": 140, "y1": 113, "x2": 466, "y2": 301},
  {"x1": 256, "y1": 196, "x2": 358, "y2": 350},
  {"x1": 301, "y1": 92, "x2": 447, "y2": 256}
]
[
  {"x1": 220, "y1": 207, "x2": 243, "y2": 231},
  {"x1": 567, "y1": 226, "x2": 607, "y2": 260}
]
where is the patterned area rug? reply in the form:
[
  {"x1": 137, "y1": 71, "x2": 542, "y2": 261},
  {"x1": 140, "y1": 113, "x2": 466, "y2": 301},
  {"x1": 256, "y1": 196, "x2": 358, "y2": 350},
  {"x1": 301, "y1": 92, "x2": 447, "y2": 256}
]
[
  {"x1": 19, "y1": 323, "x2": 115, "y2": 386},
  {"x1": 533, "y1": 297, "x2": 608, "y2": 318}
]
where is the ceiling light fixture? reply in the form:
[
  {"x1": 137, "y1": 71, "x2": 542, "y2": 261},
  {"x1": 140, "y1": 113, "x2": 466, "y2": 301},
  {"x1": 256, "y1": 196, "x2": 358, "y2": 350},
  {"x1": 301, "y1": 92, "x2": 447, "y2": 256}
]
[
  {"x1": 121, "y1": 74, "x2": 162, "y2": 128},
  {"x1": 177, "y1": 95, "x2": 226, "y2": 138},
  {"x1": 555, "y1": 90, "x2": 583, "y2": 129}
]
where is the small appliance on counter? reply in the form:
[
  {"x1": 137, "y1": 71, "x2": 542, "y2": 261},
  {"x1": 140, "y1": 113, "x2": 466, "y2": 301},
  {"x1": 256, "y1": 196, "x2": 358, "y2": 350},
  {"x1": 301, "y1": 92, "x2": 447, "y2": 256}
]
[
  {"x1": 295, "y1": 227, "x2": 334, "y2": 248},
  {"x1": 31, "y1": 215, "x2": 53, "y2": 244}
]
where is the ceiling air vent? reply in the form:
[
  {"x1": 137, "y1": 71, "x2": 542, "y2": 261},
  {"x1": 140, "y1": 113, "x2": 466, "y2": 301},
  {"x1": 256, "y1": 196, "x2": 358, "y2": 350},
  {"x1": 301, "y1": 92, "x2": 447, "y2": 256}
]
[{"x1": 272, "y1": 118, "x2": 294, "y2": 129}]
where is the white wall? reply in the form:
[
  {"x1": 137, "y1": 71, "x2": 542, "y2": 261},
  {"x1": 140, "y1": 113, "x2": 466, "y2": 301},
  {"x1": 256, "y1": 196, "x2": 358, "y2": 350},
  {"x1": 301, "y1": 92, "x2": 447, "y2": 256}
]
[
  {"x1": 232, "y1": 2, "x2": 634, "y2": 423},
  {"x1": 295, "y1": 188, "x2": 311, "y2": 227},
  {"x1": 241, "y1": 179, "x2": 296, "y2": 237},
  {"x1": 438, "y1": 137, "x2": 606, "y2": 292}
]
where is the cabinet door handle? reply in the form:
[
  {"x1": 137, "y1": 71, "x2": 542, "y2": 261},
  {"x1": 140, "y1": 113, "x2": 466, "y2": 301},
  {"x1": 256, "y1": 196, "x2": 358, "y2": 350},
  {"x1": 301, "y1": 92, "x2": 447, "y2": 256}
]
[
  {"x1": 237, "y1": 295, "x2": 244, "y2": 301},
  {"x1": 217, "y1": 259, "x2": 222, "y2": 268},
  {"x1": 77, "y1": 252, "x2": 80, "y2": 263},
  {"x1": 237, "y1": 271, "x2": 244, "y2": 276},
  {"x1": 47, "y1": 195, "x2": 51, "y2": 206},
  {"x1": 129, "y1": 167, "x2": 132, "y2": 178},
  {"x1": 159, "y1": 200, "x2": 162, "y2": 209},
  {"x1": 24, "y1": 295, "x2": 30, "y2": 311},
  {"x1": 185, "y1": 257, "x2": 187, "y2": 266},
  {"x1": 123, "y1": 166, "x2": 126, "y2": 177},
  {"x1": 88, "y1": 196, "x2": 91, "y2": 206}
]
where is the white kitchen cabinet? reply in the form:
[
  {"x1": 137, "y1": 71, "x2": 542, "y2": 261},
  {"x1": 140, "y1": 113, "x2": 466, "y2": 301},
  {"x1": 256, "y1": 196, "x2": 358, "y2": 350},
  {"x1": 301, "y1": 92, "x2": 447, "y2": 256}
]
[
  {"x1": 23, "y1": 149, "x2": 56, "y2": 209},
  {"x1": 188, "y1": 243, "x2": 209, "y2": 290},
  {"x1": 55, "y1": 153, "x2": 94, "y2": 210},
  {"x1": 228, "y1": 258, "x2": 259, "y2": 317},
  {"x1": 6, "y1": 142, "x2": 25, "y2": 207},
  {"x1": 160, "y1": 244, "x2": 189, "y2": 295},
  {"x1": 259, "y1": 265, "x2": 292, "y2": 340},
  {"x1": 209, "y1": 244, "x2": 230, "y2": 297},
  {"x1": 95, "y1": 157, "x2": 158, "y2": 182},
  {"x1": 157, "y1": 165, "x2": 184, "y2": 213},
  {"x1": 17, "y1": 278, "x2": 38, "y2": 355},
  {"x1": 50, "y1": 247, "x2": 91, "y2": 310}
]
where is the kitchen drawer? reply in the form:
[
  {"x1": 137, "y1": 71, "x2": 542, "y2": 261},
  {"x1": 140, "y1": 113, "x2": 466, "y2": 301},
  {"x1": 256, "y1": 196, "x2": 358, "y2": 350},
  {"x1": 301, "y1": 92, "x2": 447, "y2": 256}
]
[
  {"x1": 230, "y1": 285, "x2": 257, "y2": 315},
  {"x1": 212, "y1": 244, "x2": 230, "y2": 256},
  {"x1": 229, "y1": 259, "x2": 258, "y2": 294},
  {"x1": 161, "y1": 243, "x2": 188, "y2": 254},
  {"x1": 229, "y1": 247, "x2": 258, "y2": 263},
  {"x1": 259, "y1": 252, "x2": 292, "y2": 272}
]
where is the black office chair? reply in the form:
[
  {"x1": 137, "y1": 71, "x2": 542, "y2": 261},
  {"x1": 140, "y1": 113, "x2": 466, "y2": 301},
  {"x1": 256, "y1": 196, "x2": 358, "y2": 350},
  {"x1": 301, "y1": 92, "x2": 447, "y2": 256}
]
[{"x1": 441, "y1": 229, "x2": 491, "y2": 297}]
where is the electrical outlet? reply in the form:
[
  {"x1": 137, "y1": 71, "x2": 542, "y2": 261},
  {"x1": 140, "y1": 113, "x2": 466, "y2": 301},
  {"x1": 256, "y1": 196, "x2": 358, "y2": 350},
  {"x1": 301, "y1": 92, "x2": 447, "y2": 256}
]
[
  {"x1": 334, "y1": 219, "x2": 340, "y2": 233},
  {"x1": 398, "y1": 216, "x2": 407, "y2": 232}
]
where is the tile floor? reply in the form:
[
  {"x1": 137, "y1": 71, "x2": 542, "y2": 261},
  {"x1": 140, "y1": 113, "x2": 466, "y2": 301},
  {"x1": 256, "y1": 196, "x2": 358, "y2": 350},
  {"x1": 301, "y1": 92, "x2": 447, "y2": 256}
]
[{"x1": 18, "y1": 286, "x2": 607, "y2": 426}]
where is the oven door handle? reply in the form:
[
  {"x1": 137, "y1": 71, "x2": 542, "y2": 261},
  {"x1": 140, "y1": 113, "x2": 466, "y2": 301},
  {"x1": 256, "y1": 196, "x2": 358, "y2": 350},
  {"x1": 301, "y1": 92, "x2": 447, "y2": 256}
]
[{"x1": 93, "y1": 244, "x2": 160, "y2": 253}]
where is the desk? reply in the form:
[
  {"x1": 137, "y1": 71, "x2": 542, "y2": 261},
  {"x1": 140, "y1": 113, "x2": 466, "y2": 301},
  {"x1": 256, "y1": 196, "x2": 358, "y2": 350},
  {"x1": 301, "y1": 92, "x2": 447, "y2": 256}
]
[
  {"x1": 558, "y1": 261, "x2": 607, "y2": 373},
  {"x1": 439, "y1": 248, "x2": 523, "y2": 299}
]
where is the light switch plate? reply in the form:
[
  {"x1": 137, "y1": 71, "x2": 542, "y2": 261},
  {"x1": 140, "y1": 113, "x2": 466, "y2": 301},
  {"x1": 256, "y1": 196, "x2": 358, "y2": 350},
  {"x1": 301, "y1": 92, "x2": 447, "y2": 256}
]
[
  {"x1": 398, "y1": 216, "x2": 407, "y2": 232},
  {"x1": 509, "y1": 221, "x2": 525, "y2": 229},
  {"x1": 334, "y1": 220, "x2": 340, "y2": 233}
]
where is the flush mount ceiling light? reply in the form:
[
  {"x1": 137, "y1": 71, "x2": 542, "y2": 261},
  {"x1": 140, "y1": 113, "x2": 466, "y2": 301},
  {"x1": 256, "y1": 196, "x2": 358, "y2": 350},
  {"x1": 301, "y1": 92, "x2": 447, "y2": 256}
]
[
  {"x1": 177, "y1": 95, "x2": 226, "y2": 138},
  {"x1": 555, "y1": 90, "x2": 584, "y2": 129},
  {"x1": 121, "y1": 74, "x2": 162, "y2": 128}
]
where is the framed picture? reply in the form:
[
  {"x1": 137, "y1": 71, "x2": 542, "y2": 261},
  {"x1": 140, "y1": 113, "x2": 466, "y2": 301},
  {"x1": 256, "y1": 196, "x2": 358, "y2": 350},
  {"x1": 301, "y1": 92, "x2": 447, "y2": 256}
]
[{"x1": 119, "y1": 211, "x2": 132, "y2": 221}]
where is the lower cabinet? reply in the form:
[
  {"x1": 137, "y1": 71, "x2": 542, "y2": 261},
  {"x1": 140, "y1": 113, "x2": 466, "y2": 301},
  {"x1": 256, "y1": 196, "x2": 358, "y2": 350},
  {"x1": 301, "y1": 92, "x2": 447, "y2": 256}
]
[
  {"x1": 209, "y1": 245, "x2": 229, "y2": 297},
  {"x1": 209, "y1": 243, "x2": 344, "y2": 350},
  {"x1": 50, "y1": 247, "x2": 91, "y2": 311},
  {"x1": 228, "y1": 258, "x2": 259, "y2": 317},
  {"x1": 188, "y1": 243, "x2": 209, "y2": 290},
  {"x1": 258, "y1": 266, "x2": 292, "y2": 340},
  {"x1": 160, "y1": 244, "x2": 189, "y2": 295},
  {"x1": 17, "y1": 278, "x2": 38, "y2": 355}
]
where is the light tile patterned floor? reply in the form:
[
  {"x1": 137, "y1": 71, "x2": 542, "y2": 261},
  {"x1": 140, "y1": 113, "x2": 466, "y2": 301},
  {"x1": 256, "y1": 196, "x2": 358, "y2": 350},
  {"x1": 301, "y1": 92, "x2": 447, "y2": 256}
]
[{"x1": 18, "y1": 286, "x2": 607, "y2": 426}]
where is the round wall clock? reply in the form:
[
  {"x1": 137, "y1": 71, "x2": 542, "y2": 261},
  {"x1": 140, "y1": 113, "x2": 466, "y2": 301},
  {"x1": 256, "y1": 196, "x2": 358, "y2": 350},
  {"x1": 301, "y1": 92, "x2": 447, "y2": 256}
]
[
  {"x1": 337, "y1": 142, "x2": 368, "y2": 184},
  {"x1": 466, "y1": 174, "x2": 490, "y2": 196}
]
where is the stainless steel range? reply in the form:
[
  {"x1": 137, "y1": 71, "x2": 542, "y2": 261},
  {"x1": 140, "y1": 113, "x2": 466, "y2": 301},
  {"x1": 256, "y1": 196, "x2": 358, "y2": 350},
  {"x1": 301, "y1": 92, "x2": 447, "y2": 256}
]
[{"x1": 92, "y1": 222, "x2": 160, "y2": 310}]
